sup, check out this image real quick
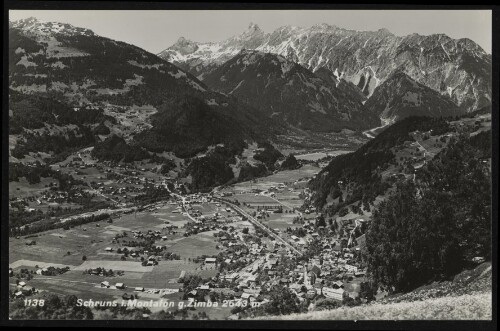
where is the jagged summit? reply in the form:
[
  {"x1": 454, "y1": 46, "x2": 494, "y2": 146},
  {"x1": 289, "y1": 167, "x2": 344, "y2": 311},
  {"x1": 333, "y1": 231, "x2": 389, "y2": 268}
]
[
  {"x1": 246, "y1": 22, "x2": 262, "y2": 32},
  {"x1": 176, "y1": 36, "x2": 190, "y2": 43},
  {"x1": 376, "y1": 27, "x2": 393, "y2": 35},
  {"x1": 223, "y1": 22, "x2": 266, "y2": 48},
  {"x1": 168, "y1": 36, "x2": 199, "y2": 55}
]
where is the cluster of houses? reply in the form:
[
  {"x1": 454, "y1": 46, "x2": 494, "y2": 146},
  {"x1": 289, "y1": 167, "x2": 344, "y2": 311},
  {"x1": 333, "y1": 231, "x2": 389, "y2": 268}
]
[
  {"x1": 175, "y1": 193, "x2": 369, "y2": 305},
  {"x1": 186, "y1": 244, "x2": 366, "y2": 307},
  {"x1": 11, "y1": 189, "x2": 89, "y2": 213},
  {"x1": 12, "y1": 281, "x2": 37, "y2": 299},
  {"x1": 183, "y1": 191, "x2": 367, "y2": 300}
]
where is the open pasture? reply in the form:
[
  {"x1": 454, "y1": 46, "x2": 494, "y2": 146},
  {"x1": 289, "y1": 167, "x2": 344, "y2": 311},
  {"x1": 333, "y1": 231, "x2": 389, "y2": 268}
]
[
  {"x1": 166, "y1": 233, "x2": 220, "y2": 259},
  {"x1": 9, "y1": 225, "x2": 117, "y2": 266},
  {"x1": 9, "y1": 176, "x2": 54, "y2": 199},
  {"x1": 234, "y1": 194, "x2": 277, "y2": 204},
  {"x1": 265, "y1": 213, "x2": 302, "y2": 230},
  {"x1": 228, "y1": 164, "x2": 320, "y2": 194}
]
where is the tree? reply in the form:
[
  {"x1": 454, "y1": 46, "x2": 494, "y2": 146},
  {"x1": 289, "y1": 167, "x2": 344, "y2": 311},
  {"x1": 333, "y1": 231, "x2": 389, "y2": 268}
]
[
  {"x1": 358, "y1": 282, "x2": 376, "y2": 302},
  {"x1": 264, "y1": 286, "x2": 302, "y2": 316},
  {"x1": 281, "y1": 154, "x2": 299, "y2": 170},
  {"x1": 316, "y1": 214, "x2": 326, "y2": 228},
  {"x1": 82, "y1": 255, "x2": 87, "y2": 261}
]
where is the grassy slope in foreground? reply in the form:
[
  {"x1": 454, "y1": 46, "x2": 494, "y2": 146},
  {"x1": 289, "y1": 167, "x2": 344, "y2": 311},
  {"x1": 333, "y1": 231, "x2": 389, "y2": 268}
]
[{"x1": 253, "y1": 293, "x2": 491, "y2": 320}]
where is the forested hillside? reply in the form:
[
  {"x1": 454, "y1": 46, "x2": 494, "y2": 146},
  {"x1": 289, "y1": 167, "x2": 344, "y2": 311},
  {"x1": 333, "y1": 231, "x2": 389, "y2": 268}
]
[
  {"x1": 308, "y1": 116, "x2": 452, "y2": 213},
  {"x1": 9, "y1": 18, "x2": 277, "y2": 165},
  {"x1": 365, "y1": 130, "x2": 491, "y2": 292}
]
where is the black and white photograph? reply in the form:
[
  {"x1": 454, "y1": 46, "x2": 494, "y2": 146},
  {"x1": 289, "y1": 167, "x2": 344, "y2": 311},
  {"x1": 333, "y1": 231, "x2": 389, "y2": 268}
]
[{"x1": 2, "y1": 2, "x2": 496, "y2": 327}]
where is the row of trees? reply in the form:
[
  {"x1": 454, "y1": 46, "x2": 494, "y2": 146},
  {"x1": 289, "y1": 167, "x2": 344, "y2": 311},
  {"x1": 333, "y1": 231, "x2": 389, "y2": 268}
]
[{"x1": 10, "y1": 212, "x2": 111, "y2": 237}]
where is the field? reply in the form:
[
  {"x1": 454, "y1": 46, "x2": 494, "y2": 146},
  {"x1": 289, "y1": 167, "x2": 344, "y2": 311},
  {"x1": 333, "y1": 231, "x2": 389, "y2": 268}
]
[
  {"x1": 265, "y1": 213, "x2": 301, "y2": 230},
  {"x1": 9, "y1": 205, "x2": 178, "y2": 266},
  {"x1": 8, "y1": 197, "x2": 227, "y2": 304},
  {"x1": 295, "y1": 150, "x2": 352, "y2": 161},
  {"x1": 9, "y1": 177, "x2": 54, "y2": 199},
  {"x1": 221, "y1": 164, "x2": 322, "y2": 214},
  {"x1": 166, "y1": 233, "x2": 220, "y2": 259},
  {"x1": 228, "y1": 164, "x2": 321, "y2": 194}
]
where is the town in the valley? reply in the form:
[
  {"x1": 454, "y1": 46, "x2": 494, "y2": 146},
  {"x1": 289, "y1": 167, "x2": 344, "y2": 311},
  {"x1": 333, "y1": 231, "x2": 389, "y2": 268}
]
[{"x1": 9, "y1": 145, "x2": 375, "y2": 319}]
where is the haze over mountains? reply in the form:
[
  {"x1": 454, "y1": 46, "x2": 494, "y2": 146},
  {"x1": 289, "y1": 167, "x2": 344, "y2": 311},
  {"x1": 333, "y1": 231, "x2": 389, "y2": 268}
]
[{"x1": 159, "y1": 22, "x2": 491, "y2": 112}]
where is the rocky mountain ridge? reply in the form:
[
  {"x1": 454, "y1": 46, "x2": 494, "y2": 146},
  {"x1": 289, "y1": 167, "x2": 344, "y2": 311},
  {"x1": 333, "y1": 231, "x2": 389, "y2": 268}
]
[{"x1": 159, "y1": 23, "x2": 491, "y2": 112}]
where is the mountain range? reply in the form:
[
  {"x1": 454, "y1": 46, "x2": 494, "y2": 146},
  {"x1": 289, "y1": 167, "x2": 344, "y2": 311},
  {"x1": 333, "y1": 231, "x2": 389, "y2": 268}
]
[
  {"x1": 159, "y1": 23, "x2": 491, "y2": 112},
  {"x1": 9, "y1": 17, "x2": 491, "y2": 179}
]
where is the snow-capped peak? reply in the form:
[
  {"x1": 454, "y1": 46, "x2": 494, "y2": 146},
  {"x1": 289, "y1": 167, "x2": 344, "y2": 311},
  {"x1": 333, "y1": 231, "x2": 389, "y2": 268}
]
[
  {"x1": 168, "y1": 36, "x2": 199, "y2": 55},
  {"x1": 11, "y1": 17, "x2": 95, "y2": 37}
]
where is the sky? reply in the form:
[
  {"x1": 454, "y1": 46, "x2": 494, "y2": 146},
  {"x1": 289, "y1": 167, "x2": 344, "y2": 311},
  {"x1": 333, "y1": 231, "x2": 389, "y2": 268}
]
[{"x1": 9, "y1": 10, "x2": 492, "y2": 54}]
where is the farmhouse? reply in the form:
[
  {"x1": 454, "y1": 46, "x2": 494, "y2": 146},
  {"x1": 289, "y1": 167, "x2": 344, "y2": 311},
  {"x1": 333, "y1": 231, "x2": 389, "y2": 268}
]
[
  {"x1": 344, "y1": 264, "x2": 358, "y2": 273},
  {"x1": 246, "y1": 276, "x2": 257, "y2": 287},
  {"x1": 224, "y1": 273, "x2": 239, "y2": 281},
  {"x1": 205, "y1": 257, "x2": 217, "y2": 265},
  {"x1": 331, "y1": 280, "x2": 344, "y2": 289},
  {"x1": 267, "y1": 258, "x2": 278, "y2": 269}
]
